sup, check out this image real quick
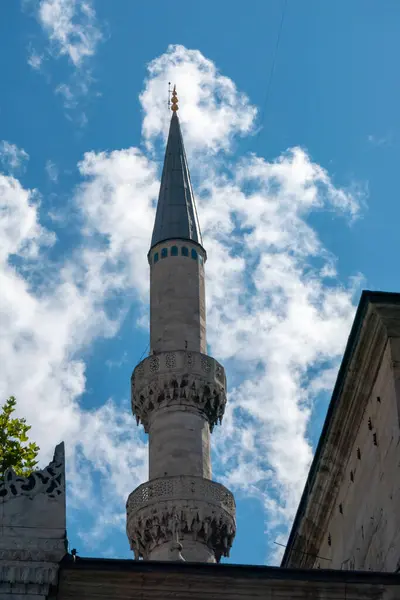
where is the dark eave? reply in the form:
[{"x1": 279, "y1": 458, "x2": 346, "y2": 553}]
[{"x1": 60, "y1": 553, "x2": 400, "y2": 585}]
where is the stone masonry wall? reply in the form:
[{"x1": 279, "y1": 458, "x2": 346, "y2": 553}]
[{"x1": 315, "y1": 339, "x2": 400, "y2": 571}]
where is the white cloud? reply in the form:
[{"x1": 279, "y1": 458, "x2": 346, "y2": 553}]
[
  {"x1": 25, "y1": 0, "x2": 103, "y2": 119},
  {"x1": 0, "y1": 174, "x2": 54, "y2": 261},
  {"x1": 45, "y1": 159, "x2": 59, "y2": 182},
  {"x1": 0, "y1": 161, "x2": 149, "y2": 549},
  {"x1": 0, "y1": 141, "x2": 29, "y2": 173},
  {"x1": 27, "y1": 49, "x2": 44, "y2": 70},
  {"x1": 0, "y1": 46, "x2": 365, "y2": 562},
  {"x1": 140, "y1": 45, "x2": 257, "y2": 154},
  {"x1": 192, "y1": 147, "x2": 361, "y2": 557},
  {"x1": 135, "y1": 44, "x2": 364, "y2": 559},
  {"x1": 38, "y1": 0, "x2": 102, "y2": 67}
]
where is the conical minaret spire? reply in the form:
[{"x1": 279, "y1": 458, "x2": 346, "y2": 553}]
[
  {"x1": 126, "y1": 89, "x2": 236, "y2": 563},
  {"x1": 151, "y1": 88, "x2": 202, "y2": 249}
]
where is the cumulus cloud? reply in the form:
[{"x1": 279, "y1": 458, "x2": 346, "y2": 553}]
[
  {"x1": 0, "y1": 155, "x2": 149, "y2": 548},
  {"x1": 0, "y1": 174, "x2": 54, "y2": 261},
  {"x1": 0, "y1": 45, "x2": 365, "y2": 561},
  {"x1": 0, "y1": 141, "x2": 29, "y2": 173},
  {"x1": 140, "y1": 45, "x2": 257, "y2": 153},
  {"x1": 25, "y1": 0, "x2": 103, "y2": 119},
  {"x1": 37, "y1": 0, "x2": 102, "y2": 66}
]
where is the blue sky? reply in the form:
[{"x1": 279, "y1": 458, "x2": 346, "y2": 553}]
[{"x1": 1, "y1": 0, "x2": 399, "y2": 565}]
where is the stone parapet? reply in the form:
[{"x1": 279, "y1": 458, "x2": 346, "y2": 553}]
[
  {"x1": 131, "y1": 350, "x2": 227, "y2": 432},
  {"x1": 126, "y1": 475, "x2": 235, "y2": 562},
  {"x1": 0, "y1": 443, "x2": 67, "y2": 597}
]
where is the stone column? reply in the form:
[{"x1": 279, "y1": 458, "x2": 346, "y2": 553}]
[{"x1": 126, "y1": 350, "x2": 236, "y2": 562}]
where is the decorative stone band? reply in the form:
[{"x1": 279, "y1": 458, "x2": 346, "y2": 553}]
[
  {"x1": 126, "y1": 475, "x2": 236, "y2": 562},
  {"x1": 0, "y1": 537, "x2": 67, "y2": 563},
  {"x1": 131, "y1": 350, "x2": 227, "y2": 432},
  {"x1": 0, "y1": 562, "x2": 59, "y2": 586}
]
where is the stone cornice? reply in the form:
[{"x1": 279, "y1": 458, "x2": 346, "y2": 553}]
[
  {"x1": 131, "y1": 350, "x2": 227, "y2": 432},
  {"x1": 283, "y1": 293, "x2": 400, "y2": 568}
]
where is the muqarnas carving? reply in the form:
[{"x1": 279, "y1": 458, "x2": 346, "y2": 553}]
[
  {"x1": 132, "y1": 350, "x2": 227, "y2": 432},
  {"x1": 126, "y1": 475, "x2": 236, "y2": 562}
]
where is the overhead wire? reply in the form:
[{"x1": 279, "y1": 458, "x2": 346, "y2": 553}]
[
  {"x1": 241, "y1": 0, "x2": 288, "y2": 200},
  {"x1": 137, "y1": 342, "x2": 150, "y2": 362},
  {"x1": 258, "y1": 0, "x2": 288, "y2": 135}
]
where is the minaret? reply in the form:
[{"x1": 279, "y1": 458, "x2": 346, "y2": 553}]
[{"x1": 126, "y1": 87, "x2": 236, "y2": 563}]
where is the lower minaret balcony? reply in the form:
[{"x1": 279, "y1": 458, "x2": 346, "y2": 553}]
[
  {"x1": 126, "y1": 475, "x2": 236, "y2": 562},
  {"x1": 131, "y1": 350, "x2": 227, "y2": 432}
]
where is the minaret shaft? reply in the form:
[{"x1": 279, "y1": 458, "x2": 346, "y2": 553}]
[
  {"x1": 150, "y1": 240, "x2": 206, "y2": 354},
  {"x1": 149, "y1": 407, "x2": 211, "y2": 480},
  {"x1": 126, "y1": 104, "x2": 235, "y2": 563}
]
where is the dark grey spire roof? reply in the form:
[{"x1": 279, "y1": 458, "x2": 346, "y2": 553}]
[{"x1": 150, "y1": 112, "x2": 203, "y2": 250}]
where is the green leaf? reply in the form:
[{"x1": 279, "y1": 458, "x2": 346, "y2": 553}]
[{"x1": 0, "y1": 397, "x2": 40, "y2": 479}]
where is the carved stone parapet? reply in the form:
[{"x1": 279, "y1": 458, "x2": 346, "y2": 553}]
[
  {"x1": 0, "y1": 442, "x2": 64, "y2": 503},
  {"x1": 126, "y1": 475, "x2": 236, "y2": 562},
  {"x1": 0, "y1": 443, "x2": 66, "y2": 596},
  {"x1": 131, "y1": 350, "x2": 227, "y2": 432}
]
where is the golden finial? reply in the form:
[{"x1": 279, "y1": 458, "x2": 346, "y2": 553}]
[{"x1": 171, "y1": 84, "x2": 179, "y2": 112}]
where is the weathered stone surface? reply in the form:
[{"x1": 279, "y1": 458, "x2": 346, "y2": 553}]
[
  {"x1": 282, "y1": 294, "x2": 400, "y2": 572},
  {"x1": 0, "y1": 443, "x2": 67, "y2": 597},
  {"x1": 126, "y1": 475, "x2": 235, "y2": 562},
  {"x1": 57, "y1": 557, "x2": 400, "y2": 600},
  {"x1": 149, "y1": 239, "x2": 207, "y2": 354},
  {"x1": 0, "y1": 537, "x2": 66, "y2": 562},
  {"x1": 131, "y1": 350, "x2": 227, "y2": 432},
  {"x1": 148, "y1": 408, "x2": 212, "y2": 479},
  {"x1": 0, "y1": 443, "x2": 65, "y2": 538},
  {"x1": 127, "y1": 112, "x2": 235, "y2": 564}
]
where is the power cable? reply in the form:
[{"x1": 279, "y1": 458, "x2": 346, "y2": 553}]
[
  {"x1": 137, "y1": 342, "x2": 150, "y2": 363},
  {"x1": 241, "y1": 0, "x2": 288, "y2": 197},
  {"x1": 258, "y1": 0, "x2": 288, "y2": 135}
]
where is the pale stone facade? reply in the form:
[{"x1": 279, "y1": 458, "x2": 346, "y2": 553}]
[
  {"x1": 0, "y1": 443, "x2": 67, "y2": 599},
  {"x1": 282, "y1": 292, "x2": 400, "y2": 572},
  {"x1": 149, "y1": 240, "x2": 207, "y2": 354},
  {"x1": 126, "y1": 109, "x2": 235, "y2": 563}
]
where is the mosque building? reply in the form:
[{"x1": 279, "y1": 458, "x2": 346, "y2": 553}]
[{"x1": 1, "y1": 89, "x2": 400, "y2": 600}]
